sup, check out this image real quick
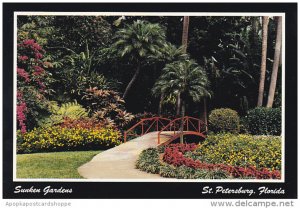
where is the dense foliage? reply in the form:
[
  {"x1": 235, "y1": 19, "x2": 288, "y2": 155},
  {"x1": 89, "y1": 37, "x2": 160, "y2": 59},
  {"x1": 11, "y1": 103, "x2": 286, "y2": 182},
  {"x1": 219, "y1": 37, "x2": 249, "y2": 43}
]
[
  {"x1": 209, "y1": 108, "x2": 240, "y2": 133},
  {"x1": 244, "y1": 107, "x2": 281, "y2": 135}
]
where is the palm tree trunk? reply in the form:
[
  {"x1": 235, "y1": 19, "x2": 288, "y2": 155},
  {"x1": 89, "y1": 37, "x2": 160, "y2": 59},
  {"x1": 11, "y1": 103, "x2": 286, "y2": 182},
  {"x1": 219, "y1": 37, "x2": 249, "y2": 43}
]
[
  {"x1": 257, "y1": 16, "x2": 269, "y2": 107},
  {"x1": 267, "y1": 17, "x2": 282, "y2": 108},
  {"x1": 176, "y1": 93, "x2": 181, "y2": 116},
  {"x1": 180, "y1": 99, "x2": 186, "y2": 144},
  {"x1": 176, "y1": 16, "x2": 189, "y2": 117},
  {"x1": 123, "y1": 62, "x2": 141, "y2": 99},
  {"x1": 182, "y1": 16, "x2": 190, "y2": 52},
  {"x1": 203, "y1": 98, "x2": 208, "y2": 128},
  {"x1": 158, "y1": 93, "x2": 164, "y2": 115}
]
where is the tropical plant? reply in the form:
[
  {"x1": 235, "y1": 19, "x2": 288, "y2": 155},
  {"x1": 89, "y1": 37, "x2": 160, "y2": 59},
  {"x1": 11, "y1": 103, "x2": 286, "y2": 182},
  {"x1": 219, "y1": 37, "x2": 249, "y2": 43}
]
[
  {"x1": 113, "y1": 20, "x2": 167, "y2": 99},
  {"x1": 152, "y1": 59, "x2": 210, "y2": 143},
  {"x1": 82, "y1": 87, "x2": 135, "y2": 130},
  {"x1": 38, "y1": 101, "x2": 88, "y2": 127}
]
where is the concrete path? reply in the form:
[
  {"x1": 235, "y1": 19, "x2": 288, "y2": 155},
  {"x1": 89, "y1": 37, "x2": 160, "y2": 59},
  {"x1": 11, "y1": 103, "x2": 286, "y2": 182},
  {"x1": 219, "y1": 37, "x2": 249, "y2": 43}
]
[{"x1": 78, "y1": 131, "x2": 173, "y2": 179}]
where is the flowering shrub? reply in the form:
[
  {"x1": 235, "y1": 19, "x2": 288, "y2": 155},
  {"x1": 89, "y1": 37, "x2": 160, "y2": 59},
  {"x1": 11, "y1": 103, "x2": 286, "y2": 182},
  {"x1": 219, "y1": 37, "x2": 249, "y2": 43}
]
[
  {"x1": 193, "y1": 134, "x2": 281, "y2": 170},
  {"x1": 162, "y1": 143, "x2": 281, "y2": 179},
  {"x1": 17, "y1": 38, "x2": 53, "y2": 132},
  {"x1": 17, "y1": 126, "x2": 121, "y2": 153}
]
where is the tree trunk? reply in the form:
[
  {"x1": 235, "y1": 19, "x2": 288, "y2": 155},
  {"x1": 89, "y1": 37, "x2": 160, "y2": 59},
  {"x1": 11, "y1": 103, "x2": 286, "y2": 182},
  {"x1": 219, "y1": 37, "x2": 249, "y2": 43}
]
[
  {"x1": 182, "y1": 16, "x2": 190, "y2": 52},
  {"x1": 122, "y1": 62, "x2": 141, "y2": 99},
  {"x1": 180, "y1": 99, "x2": 186, "y2": 144},
  {"x1": 176, "y1": 93, "x2": 181, "y2": 116},
  {"x1": 158, "y1": 93, "x2": 164, "y2": 115},
  {"x1": 267, "y1": 17, "x2": 282, "y2": 108},
  {"x1": 176, "y1": 16, "x2": 189, "y2": 116},
  {"x1": 257, "y1": 16, "x2": 269, "y2": 107},
  {"x1": 203, "y1": 98, "x2": 208, "y2": 130}
]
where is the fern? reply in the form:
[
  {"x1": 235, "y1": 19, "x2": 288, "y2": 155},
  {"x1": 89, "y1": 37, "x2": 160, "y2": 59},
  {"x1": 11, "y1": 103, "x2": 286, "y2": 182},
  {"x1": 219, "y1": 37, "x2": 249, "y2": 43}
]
[{"x1": 38, "y1": 101, "x2": 88, "y2": 127}]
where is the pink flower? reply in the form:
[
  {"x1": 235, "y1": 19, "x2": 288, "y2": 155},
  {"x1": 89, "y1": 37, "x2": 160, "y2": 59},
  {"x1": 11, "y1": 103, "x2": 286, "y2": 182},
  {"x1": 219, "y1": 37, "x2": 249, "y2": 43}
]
[
  {"x1": 17, "y1": 68, "x2": 30, "y2": 82},
  {"x1": 35, "y1": 53, "x2": 43, "y2": 59},
  {"x1": 18, "y1": 56, "x2": 29, "y2": 61},
  {"x1": 17, "y1": 101, "x2": 27, "y2": 134},
  {"x1": 22, "y1": 39, "x2": 35, "y2": 45},
  {"x1": 33, "y1": 65, "x2": 45, "y2": 76}
]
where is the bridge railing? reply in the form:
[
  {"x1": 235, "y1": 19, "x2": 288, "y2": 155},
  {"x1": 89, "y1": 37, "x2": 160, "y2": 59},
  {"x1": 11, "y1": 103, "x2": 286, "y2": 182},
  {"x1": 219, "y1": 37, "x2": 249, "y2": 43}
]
[
  {"x1": 157, "y1": 116, "x2": 207, "y2": 144},
  {"x1": 123, "y1": 117, "x2": 172, "y2": 142}
]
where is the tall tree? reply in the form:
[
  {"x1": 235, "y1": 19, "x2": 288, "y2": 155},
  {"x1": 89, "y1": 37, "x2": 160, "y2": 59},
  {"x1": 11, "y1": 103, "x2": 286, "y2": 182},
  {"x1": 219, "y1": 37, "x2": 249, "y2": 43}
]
[
  {"x1": 257, "y1": 16, "x2": 269, "y2": 106},
  {"x1": 113, "y1": 20, "x2": 167, "y2": 99},
  {"x1": 182, "y1": 16, "x2": 190, "y2": 52},
  {"x1": 152, "y1": 59, "x2": 210, "y2": 143},
  {"x1": 158, "y1": 43, "x2": 188, "y2": 115},
  {"x1": 176, "y1": 16, "x2": 190, "y2": 115},
  {"x1": 267, "y1": 16, "x2": 282, "y2": 107}
]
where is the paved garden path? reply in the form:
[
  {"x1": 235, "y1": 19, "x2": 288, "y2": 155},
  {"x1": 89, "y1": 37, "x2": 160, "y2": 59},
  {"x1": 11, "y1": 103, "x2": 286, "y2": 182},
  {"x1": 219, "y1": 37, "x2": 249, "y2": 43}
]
[{"x1": 78, "y1": 131, "x2": 173, "y2": 179}]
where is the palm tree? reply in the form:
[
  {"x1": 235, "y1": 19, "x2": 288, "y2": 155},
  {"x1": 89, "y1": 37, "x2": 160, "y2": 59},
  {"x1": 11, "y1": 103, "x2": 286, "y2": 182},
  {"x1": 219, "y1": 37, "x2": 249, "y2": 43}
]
[
  {"x1": 113, "y1": 20, "x2": 167, "y2": 99},
  {"x1": 267, "y1": 16, "x2": 282, "y2": 107},
  {"x1": 157, "y1": 43, "x2": 189, "y2": 114},
  {"x1": 257, "y1": 16, "x2": 269, "y2": 107},
  {"x1": 152, "y1": 59, "x2": 210, "y2": 143},
  {"x1": 176, "y1": 16, "x2": 190, "y2": 115}
]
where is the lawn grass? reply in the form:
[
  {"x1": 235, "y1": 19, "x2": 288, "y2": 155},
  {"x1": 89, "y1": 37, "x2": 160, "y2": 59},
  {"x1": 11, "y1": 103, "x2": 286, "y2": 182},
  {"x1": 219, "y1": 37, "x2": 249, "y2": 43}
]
[{"x1": 17, "y1": 150, "x2": 101, "y2": 179}]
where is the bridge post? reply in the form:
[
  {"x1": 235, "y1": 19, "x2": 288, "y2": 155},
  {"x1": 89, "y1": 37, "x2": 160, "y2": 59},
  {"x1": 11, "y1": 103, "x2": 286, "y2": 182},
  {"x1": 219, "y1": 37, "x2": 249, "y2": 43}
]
[
  {"x1": 124, "y1": 132, "x2": 127, "y2": 143},
  {"x1": 186, "y1": 117, "x2": 189, "y2": 131},
  {"x1": 156, "y1": 118, "x2": 158, "y2": 131}
]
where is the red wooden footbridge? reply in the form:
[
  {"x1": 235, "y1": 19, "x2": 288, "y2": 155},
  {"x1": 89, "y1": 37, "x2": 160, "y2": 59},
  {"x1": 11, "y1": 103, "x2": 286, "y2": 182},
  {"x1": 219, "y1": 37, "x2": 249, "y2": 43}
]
[{"x1": 124, "y1": 116, "x2": 208, "y2": 145}]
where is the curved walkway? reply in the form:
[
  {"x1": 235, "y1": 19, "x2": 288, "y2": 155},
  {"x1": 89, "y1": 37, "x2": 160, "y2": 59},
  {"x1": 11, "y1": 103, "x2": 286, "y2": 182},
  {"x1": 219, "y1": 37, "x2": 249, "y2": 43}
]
[{"x1": 78, "y1": 131, "x2": 173, "y2": 179}]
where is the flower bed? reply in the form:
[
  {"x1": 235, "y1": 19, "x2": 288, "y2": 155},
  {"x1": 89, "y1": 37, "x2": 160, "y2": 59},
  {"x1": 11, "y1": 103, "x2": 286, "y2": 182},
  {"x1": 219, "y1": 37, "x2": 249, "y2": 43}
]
[
  {"x1": 136, "y1": 134, "x2": 281, "y2": 179},
  {"x1": 191, "y1": 134, "x2": 281, "y2": 170},
  {"x1": 163, "y1": 144, "x2": 280, "y2": 179},
  {"x1": 17, "y1": 126, "x2": 121, "y2": 153}
]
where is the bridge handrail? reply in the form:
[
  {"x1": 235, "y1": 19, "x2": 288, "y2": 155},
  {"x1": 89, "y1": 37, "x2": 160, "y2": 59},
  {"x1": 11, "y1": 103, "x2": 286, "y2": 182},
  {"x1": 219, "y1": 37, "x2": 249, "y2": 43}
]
[
  {"x1": 157, "y1": 116, "x2": 208, "y2": 144},
  {"x1": 124, "y1": 117, "x2": 172, "y2": 142}
]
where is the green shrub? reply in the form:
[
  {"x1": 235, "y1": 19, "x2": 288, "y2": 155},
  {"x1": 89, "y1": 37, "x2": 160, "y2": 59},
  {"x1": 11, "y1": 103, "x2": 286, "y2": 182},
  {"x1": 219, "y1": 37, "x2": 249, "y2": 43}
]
[
  {"x1": 245, "y1": 107, "x2": 281, "y2": 135},
  {"x1": 209, "y1": 108, "x2": 240, "y2": 133},
  {"x1": 17, "y1": 126, "x2": 121, "y2": 153}
]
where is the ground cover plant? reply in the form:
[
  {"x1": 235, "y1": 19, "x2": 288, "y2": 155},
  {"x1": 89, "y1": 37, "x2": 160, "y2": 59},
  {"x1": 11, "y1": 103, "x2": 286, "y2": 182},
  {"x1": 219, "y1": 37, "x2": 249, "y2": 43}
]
[{"x1": 136, "y1": 134, "x2": 281, "y2": 179}]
